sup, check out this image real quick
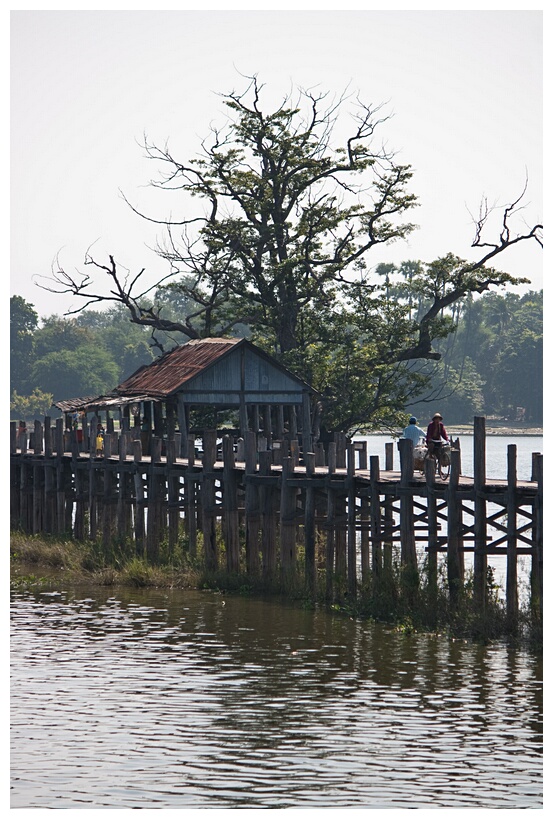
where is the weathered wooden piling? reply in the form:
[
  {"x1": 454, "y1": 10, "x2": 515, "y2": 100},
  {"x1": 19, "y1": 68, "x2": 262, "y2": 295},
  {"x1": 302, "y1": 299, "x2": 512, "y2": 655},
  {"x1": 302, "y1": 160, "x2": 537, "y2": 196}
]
[
  {"x1": 304, "y1": 451, "x2": 317, "y2": 595},
  {"x1": 201, "y1": 430, "x2": 218, "y2": 571},
  {"x1": 223, "y1": 435, "x2": 240, "y2": 573},
  {"x1": 506, "y1": 444, "x2": 518, "y2": 623},
  {"x1": 473, "y1": 416, "x2": 487, "y2": 609}
]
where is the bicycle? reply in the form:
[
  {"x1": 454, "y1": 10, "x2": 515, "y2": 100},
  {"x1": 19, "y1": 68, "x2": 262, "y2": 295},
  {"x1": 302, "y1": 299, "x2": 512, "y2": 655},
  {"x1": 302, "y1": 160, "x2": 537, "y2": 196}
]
[{"x1": 425, "y1": 444, "x2": 451, "y2": 480}]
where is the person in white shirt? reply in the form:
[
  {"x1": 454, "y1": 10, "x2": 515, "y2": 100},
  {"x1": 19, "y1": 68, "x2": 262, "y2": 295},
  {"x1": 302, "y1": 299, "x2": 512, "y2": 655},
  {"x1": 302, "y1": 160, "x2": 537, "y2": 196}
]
[{"x1": 403, "y1": 416, "x2": 426, "y2": 446}]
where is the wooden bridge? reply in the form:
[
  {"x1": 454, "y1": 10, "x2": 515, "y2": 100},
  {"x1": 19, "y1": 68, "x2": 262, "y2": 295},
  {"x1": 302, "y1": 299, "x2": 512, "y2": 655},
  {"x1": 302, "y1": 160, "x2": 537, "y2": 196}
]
[{"x1": 10, "y1": 416, "x2": 542, "y2": 622}]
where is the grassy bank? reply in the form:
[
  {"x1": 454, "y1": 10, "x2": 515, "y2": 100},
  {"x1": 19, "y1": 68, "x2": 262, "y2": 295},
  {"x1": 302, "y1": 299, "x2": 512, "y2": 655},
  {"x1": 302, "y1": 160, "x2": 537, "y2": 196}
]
[{"x1": 10, "y1": 531, "x2": 542, "y2": 651}]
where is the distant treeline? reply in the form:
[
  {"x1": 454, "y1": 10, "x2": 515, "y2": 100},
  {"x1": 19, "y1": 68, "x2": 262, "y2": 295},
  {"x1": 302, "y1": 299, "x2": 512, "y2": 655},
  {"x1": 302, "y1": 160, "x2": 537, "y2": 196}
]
[
  {"x1": 406, "y1": 288, "x2": 542, "y2": 425},
  {"x1": 10, "y1": 286, "x2": 542, "y2": 426}
]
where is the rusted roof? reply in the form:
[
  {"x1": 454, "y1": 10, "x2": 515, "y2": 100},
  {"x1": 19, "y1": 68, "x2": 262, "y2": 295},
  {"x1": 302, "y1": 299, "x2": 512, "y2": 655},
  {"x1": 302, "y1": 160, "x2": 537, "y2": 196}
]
[
  {"x1": 55, "y1": 339, "x2": 316, "y2": 413},
  {"x1": 115, "y1": 338, "x2": 243, "y2": 398},
  {"x1": 54, "y1": 394, "x2": 159, "y2": 413},
  {"x1": 53, "y1": 396, "x2": 100, "y2": 413}
]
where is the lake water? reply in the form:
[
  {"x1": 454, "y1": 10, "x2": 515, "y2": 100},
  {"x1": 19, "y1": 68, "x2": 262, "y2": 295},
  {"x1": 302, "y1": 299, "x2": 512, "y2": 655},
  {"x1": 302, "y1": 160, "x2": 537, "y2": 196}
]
[
  {"x1": 10, "y1": 584, "x2": 542, "y2": 809},
  {"x1": 355, "y1": 433, "x2": 543, "y2": 481}
]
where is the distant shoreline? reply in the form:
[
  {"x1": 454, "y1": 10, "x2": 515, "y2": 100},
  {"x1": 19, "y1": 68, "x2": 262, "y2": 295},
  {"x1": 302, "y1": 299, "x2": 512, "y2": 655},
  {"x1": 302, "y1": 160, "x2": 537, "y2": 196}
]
[
  {"x1": 358, "y1": 427, "x2": 543, "y2": 437},
  {"x1": 447, "y1": 428, "x2": 543, "y2": 437}
]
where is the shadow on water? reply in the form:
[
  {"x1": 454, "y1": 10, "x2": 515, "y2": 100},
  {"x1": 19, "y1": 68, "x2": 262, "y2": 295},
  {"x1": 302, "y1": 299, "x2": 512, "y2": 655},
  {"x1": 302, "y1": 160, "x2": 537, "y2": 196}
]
[{"x1": 11, "y1": 582, "x2": 543, "y2": 809}]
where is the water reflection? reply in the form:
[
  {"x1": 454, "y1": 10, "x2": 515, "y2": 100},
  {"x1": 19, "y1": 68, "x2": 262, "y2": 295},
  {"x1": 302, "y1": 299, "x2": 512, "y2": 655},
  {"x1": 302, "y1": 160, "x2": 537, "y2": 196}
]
[{"x1": 11, "y1": 584, "x2": 542, "y2": 808}]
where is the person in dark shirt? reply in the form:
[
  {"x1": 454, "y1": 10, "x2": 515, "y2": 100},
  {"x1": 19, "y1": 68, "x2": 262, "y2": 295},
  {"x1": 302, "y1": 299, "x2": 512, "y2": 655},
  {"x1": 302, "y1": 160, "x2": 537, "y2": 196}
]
[{"x1": 426, "y1": 412, "x2": 449, "y2": 456}]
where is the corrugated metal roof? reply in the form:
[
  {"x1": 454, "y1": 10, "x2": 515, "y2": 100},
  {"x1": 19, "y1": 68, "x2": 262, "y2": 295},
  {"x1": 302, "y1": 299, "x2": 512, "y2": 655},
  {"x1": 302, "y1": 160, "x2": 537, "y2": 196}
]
[
  {"x1": 53, "y1": 396, "x2": 99, "y2": 413},
  {"x1": 115, "y1": 338, "x2": 243, "y2": 398},
  {"x1": 54, "y1": 339, "x2": 317, "y2": 412},
  {"x1": 54, "y1": 394, "x2": 159, "y2": 413}
]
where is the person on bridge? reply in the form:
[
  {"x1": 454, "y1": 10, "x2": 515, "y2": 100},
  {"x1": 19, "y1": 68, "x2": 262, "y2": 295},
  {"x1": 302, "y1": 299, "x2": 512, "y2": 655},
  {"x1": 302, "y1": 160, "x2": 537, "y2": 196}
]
[
  {"x1": 402, "y1": 416, "x2": 426, "y2": 446},
  {"x1": 426, "y1": 412, "x2": 449, "y2": 456}
]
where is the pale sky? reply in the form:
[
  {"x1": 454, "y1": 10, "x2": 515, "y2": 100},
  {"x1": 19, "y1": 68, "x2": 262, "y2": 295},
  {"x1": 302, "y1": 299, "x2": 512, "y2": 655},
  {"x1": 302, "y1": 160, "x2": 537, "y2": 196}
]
[{"x1": 10, "y1": 5, "x2": 543, "y2": 320}]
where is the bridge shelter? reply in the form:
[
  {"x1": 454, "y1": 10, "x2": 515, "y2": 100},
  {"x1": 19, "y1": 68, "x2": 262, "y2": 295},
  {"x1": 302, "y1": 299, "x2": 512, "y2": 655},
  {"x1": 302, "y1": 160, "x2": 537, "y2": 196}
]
[{"x1": 54, "y1": 337, "x2": 319, "y2": 455}]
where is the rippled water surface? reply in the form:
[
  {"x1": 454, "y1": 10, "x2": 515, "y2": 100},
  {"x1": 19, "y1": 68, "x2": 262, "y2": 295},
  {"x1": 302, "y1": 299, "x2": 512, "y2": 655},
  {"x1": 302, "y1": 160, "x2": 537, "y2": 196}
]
[{"x1": 11, "y1": 584, "x2": 542, "y2": 808}]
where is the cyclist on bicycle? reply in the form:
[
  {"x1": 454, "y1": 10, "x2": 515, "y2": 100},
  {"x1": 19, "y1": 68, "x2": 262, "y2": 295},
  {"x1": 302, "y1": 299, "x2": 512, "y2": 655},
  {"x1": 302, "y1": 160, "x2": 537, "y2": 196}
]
[{"x1": 426, "y1": 412, "x2": 449, "y2": 457}]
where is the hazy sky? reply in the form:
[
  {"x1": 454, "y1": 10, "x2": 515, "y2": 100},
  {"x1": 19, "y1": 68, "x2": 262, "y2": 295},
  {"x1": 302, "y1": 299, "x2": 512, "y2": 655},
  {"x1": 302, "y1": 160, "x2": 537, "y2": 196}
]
[{"x1": 10, "y1": 6, "x2": 543, "y2": 320}]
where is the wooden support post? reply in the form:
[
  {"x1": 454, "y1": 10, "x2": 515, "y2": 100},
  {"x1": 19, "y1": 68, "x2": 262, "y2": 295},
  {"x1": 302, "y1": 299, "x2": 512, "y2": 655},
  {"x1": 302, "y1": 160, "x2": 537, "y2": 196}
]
[
  {"x1": 153, "y1": 402, "x2": 163, "y2": 439},
  {"x1": 333, "y1": 434, "x2": 347, "y2": 581},
  {"x1": 19, "y1": 458, "x2": 30, "y2": 533},
  {"x1": 88, "y1": 422, "x2": 98, "y2": 542},
  {"x1": 335, "y1": 433, "x2": 347, "y2": 469},
  {"x1": 116, "y1": 431, "x2": 128, "y2": 543},
  {"x1": 290, "y1": 439, "x2": 300, "y2": 469},
  {"x1": 506, "y1": 444, "x2": 518, "y2": 624},
  {"x1": 276, "y1": 405, "x2": 285, "y2": 439},
  {"x1": 201, "y1": 430, "x2": 218, "y2": 572},
  {"x1": 55, "y1": 419, "x2": 65, "y2": 534},
  {"x1": 302, "y1": 392, "x2": 313, "y2": 458},
  {"x1": 315, "y1": 442, "x2": 326, "y2": 467},
  {"x1": 531, "y1": 453, "x2": 543, "y2": 622},
  {"x1": 259, "y1": 449, "x2": 277, "y2": 582},
  {"x1": 63, "y1": 459, "x2": 73, "y2": 533},
  {"x1": 88, "y1": 458, "x2": 98, "y2": 543},
  {"x1": 289, "y1": 405, "x2": 298, "y2": 440},
  {"x1": 369, "y1": 455, "x2": 382, "y2": 582},
  {"x1": 166, "y1": 401, "x2": 176, "y2": 442},
  {"x1": 133, "y1": 439, "x2": 145, "y2": 557},
  {"x1": 446, "y1": 448, "x2": 463, "y2": 606},
  {"x1": 244, "y1": 430, "x2": 260, "y2": 574},
  {"x1": 473, "y1": 416, "x2": 487, "y2": 608},
  {"x1": 383, "y1": 444, "x2": 394, "y2": 575},
  {"x1": 81, "y1": 415, "x2": 89, "y2": 453},
  {"x1": 358, "y1": 444, "x2": 370, "y2": 584},
  {"x1": 239, "y1": 396, "x2": 248, "y2": 438},
  {"x1": 325, "y1": 442, "x2": 336, "y2": 601},
  {"x1": 33, "y1": 420, "x2": 44, "y2": 455},
  {"x1": 72, "y1": 431, "x2": 85, "y2": 541},
  {"x1": 102, "y1": 435, "x2": 114, "y2": 550},
  {"x1": 145, "y1": 437, "x2": 162, "y2": 563},
  {"x1": 11, "y1": 454, "x2": 20, "y2": 529},
  {"x1": 263, "y1": 405, "x2": 272, "y2": 447},
  {"x1": 177, "y1": 397, "x2": 188, "y2": 458},
  {"x1": 32, "y1": 422, "x2": 44, "y2": 535},
  {"x1": 223, "y1": 435, "x2": 240, "y2": 573},
  {"x1": 347, "y1": 443, "x2": 357, "y2": 598},
  {"x1": 44, "y1": 417, "x2": 52, "y2": 458},
  {"x1": 167, "y1": 438, "x2": 180, "y2": 556},
  {"x1": 187, "y1": 435, "x2": 197, "y2": 557},
  {"x1": 304, "y1": 451, "x2": 316, "y2": 596},
  {"x1": 398, "y1": 439, "x2": 416, "y2": 567},
  {"x1": 425, "y1": 458, "x2": 438, "y2": 604},
  {"x1": 280, "y1": 455, "x2": 297, "y2": 578}
]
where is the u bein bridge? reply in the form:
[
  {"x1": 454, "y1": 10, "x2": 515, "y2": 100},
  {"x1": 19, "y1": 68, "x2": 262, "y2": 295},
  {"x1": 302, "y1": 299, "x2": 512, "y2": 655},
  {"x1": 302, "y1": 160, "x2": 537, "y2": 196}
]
[{"x1": 10, "y1": 415, "x2": 542, "y2": 622}]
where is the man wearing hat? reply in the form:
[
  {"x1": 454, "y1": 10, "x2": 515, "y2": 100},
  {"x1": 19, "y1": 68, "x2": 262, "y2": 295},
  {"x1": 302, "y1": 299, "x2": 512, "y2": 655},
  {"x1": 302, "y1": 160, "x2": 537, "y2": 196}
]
[
  {"x1": 426, "y1": 412, "x2": 449, "y2": 456},
  {"x1": 403, "y1": 416, "x2": 426, "y2": 446}
]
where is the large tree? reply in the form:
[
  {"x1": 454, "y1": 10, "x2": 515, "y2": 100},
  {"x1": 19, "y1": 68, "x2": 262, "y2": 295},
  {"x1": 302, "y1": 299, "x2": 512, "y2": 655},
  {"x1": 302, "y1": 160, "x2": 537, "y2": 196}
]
[{"x1": 38, "y1": 77, "x2": 542, "y2": 431}]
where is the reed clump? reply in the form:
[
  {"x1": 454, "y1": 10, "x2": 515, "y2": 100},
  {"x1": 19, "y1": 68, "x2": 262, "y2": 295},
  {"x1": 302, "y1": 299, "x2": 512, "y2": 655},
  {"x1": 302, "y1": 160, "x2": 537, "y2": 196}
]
[{"x1": 10, "y1": 532, "x2": 202, "y2": 591}]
